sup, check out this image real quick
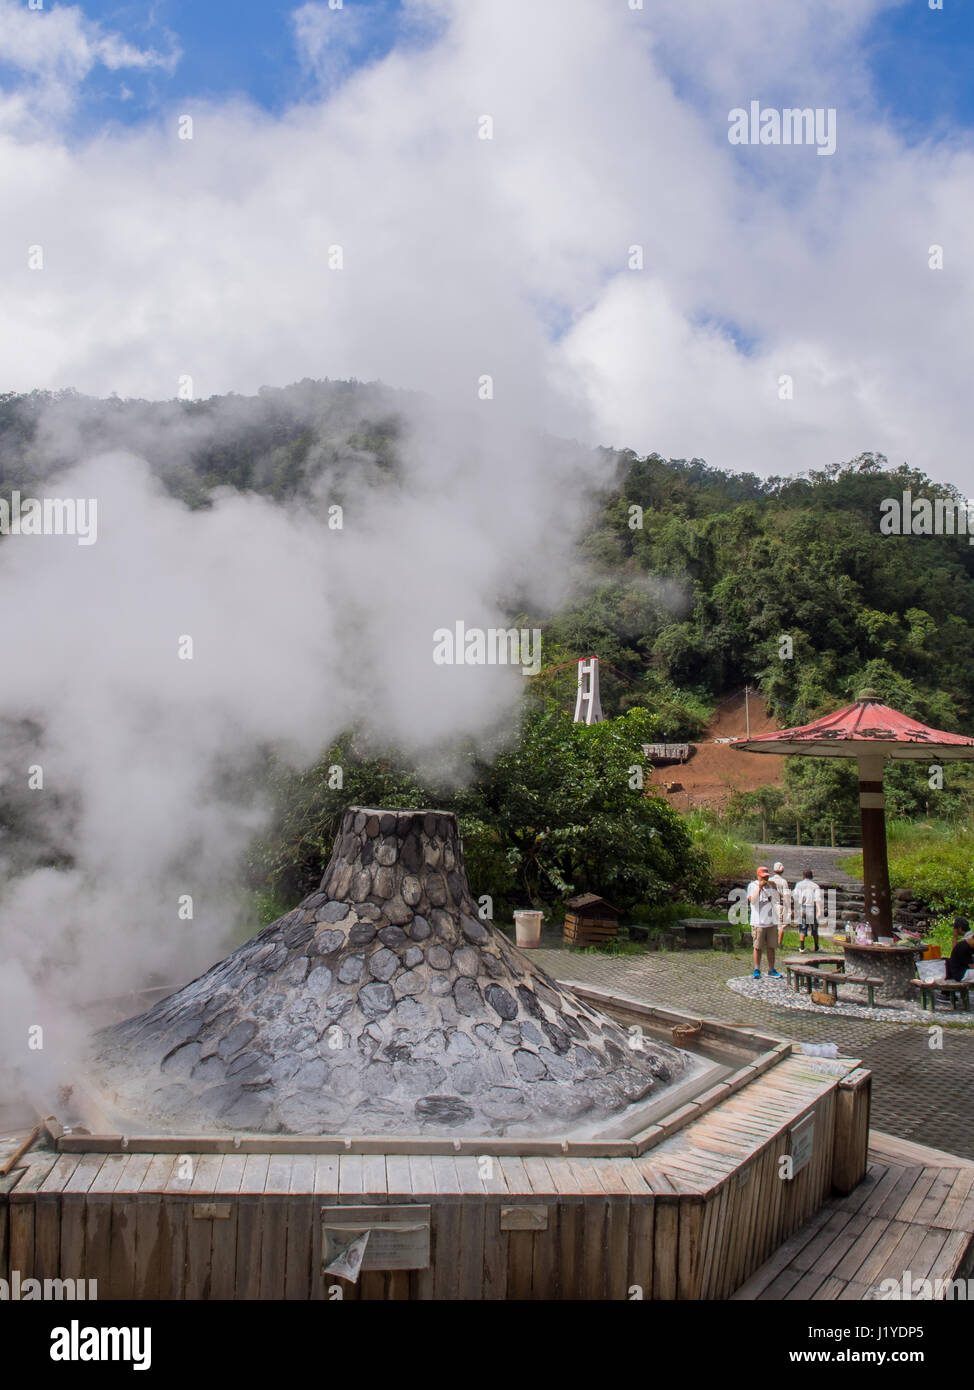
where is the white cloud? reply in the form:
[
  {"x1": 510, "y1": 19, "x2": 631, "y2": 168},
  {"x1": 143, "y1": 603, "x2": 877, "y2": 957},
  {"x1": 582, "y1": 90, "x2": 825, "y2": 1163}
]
[{"x1": 0, "y1": 0, "x2": 970, "y2": 487}]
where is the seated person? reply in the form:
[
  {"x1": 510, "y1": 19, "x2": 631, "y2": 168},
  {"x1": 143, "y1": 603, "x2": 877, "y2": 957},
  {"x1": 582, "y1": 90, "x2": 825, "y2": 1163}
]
[{"x1": 946, "y1": 918, "x2": 974, "y2": 982}]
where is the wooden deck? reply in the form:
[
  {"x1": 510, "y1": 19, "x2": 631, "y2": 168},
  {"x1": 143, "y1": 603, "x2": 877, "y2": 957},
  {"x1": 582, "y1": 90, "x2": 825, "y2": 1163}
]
[
  {"x1": 731, "y1": 1131, "x2": 974, "y2": 1300},
  {"x1": 0, "y1": 1053, "x2": 870, "y2": 1299}
]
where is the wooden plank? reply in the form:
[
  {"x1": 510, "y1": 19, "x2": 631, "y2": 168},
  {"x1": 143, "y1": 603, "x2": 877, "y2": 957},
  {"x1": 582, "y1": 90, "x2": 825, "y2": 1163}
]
[
  {"x1": 651, "y1": 1200, "x2": 679, "y2": 1300},
  {"x1": 38, "y1": 1154, "x2": 81, "y2": 1194},
  {"x1": 407, "y1": 1154, "x2": 436, "y2": 1198},
  {"x1": 627, "y1": 1196, "x2": 654, "y2": 1300},
  {"x1": 313, "y1": 1154, "x2": 339, "y2": 1197},
  {"x1": 235, "y1": 1155, "x2": 269, "y2": 1300},
  {"x1": 482, "y1": 1199, "x2": 508, "y2": 1301},
  {"x1": 914, "y1": 1170, "x2": 958, "y2": 1227},
  {"x1": 63, "y1": 1152, "x2": 109, "y2": 1195},
  {"x1": 851, "y1": 1218, "x2": 915, "y2": 1289},
  {"x1": 889, "y1": 1166, "x2": 936, "y2": 1223},
  {"x1": 139, "y1": 1155, "x2": 177, "y2": 1193},
  {"x1": 283, "y1": 1155, "x2": 316, "y2": 1302},
  {"x1": 433, "y1": 1197, "x2": 463, "y2": 1301},
  {"x1": 497, "y1": 1156, "x2": 532, "y2": 1198},
  {"x1": 430, "y1": 1155, "x2": 461, "y2": 1197},
  {"x1": 909, "y1": 1227, "x2": 950, "y2": 1283},
  {"x1": 457, "y1": 1189, "x2": 487, "y2": 1301},
  {"x1": 452, "y1": 1155, "x2": 484, "y2": 1196},
  {"x1": 408, "y1": 1157, "x2": 435, "y2": 1299},
  {"x1": 931, "y1": 1167, "x2": 974, "y2": 1231},
  {"x1": 677, "y1": 1200, "x2": 705, "y2": 1299},
  {"x1": 384, "y1": 1153, "x2": 413, "y2": 1197},
  {"x1": 604, "y1": 1195, "x2": 631, "y2": 1301},
  {"x1": 338, "y1": 1154, "x2": 364, "y2": 1198},
  {"x1": 108, "y1": 1156, "x2": 153, "y2": 1299},
  {"x1": 184, "y1": 1154, "x2": 224, "y2": 1300},
  {"x1": 361, "y1": 1154, "x2": 388, "y2": 1199}
]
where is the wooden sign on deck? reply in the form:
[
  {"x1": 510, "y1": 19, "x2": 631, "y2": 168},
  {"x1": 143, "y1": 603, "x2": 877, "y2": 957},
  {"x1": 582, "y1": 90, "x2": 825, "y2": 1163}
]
[
  {"x1": 320, "y1": 1204, "x2": 431, "y2": 1271},
  {"x1": 787, "y1": 1114, "x2": 815, "y2": 1177}
]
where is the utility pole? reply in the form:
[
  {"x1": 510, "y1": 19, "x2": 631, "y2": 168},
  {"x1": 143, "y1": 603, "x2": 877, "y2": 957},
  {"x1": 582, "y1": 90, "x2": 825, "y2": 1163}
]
[{"x1": 745, "y1": 685, "x2": 751, "y2": 740}]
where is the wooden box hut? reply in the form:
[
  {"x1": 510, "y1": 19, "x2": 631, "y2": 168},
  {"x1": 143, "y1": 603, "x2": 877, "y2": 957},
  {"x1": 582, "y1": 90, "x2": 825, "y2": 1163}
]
[{"x1": 563, "y1": 893, "x2": 621, "y2": 948}]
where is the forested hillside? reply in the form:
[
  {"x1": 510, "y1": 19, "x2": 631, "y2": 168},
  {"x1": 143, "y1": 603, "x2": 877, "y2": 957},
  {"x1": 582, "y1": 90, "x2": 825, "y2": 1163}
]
[{"x1": 4, "y1": 381, "x2": 974, "y2": 911}]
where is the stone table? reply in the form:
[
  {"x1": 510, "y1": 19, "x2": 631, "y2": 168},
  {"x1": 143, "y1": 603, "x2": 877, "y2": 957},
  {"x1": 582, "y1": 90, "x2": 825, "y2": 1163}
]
[{"x1": 840, "y1": 941, "x2": 924, "y2": 1002}]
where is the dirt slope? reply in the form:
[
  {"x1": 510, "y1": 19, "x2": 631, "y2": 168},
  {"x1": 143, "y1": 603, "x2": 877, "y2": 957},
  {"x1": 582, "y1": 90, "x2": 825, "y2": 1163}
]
[{"x1": 647, "y1": 690, "x2": 785, "y2": 810}]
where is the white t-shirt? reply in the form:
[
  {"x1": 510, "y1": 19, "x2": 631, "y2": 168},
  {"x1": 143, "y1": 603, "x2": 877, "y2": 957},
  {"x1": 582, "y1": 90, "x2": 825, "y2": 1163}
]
[
  {"x1": 747, "y1": 880, "x2": 778, "y2": 927},
  {"x1": 792, "y1": 879, "x2": 823, "y2": 922}
]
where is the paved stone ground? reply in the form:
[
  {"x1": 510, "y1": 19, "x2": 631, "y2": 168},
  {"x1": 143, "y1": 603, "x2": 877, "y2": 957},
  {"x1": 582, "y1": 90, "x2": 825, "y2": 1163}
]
[{"x1": 535, "y1": 945, "x2": 974, "y2": 1160}]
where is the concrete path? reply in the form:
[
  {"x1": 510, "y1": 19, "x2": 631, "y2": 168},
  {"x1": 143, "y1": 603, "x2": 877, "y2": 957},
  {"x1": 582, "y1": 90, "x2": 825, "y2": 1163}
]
[{"x1": 750, "y1": 843, "x2": 863, "y2": 887}]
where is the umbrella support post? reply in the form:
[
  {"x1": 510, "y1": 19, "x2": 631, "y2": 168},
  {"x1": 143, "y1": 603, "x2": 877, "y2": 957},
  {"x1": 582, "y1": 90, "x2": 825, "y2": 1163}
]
[{"x1": 858, "y1": 754, "x2": 892, "y2": 940}]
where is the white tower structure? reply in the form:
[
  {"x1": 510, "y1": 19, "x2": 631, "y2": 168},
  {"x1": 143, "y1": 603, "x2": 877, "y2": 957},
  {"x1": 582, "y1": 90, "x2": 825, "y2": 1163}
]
[{"x1": 573, "y1": 655, "x2": 605, "y2": 725}]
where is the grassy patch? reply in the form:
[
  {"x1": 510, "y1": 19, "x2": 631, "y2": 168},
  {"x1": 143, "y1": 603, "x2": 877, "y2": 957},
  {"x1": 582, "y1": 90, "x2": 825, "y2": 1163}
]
[
  {"x1": 682, "y1": 810, "x2": 753, "y2": 880},
  {"x1": 846, "y1": 818, "x2": 974, "y2": 920}
]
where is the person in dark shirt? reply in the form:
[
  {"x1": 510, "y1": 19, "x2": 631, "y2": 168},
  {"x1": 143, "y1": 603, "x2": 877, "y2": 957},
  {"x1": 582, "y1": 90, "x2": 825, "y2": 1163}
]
[{"x1": 945, "y1": 918, "x2": 974, "y2": 982}]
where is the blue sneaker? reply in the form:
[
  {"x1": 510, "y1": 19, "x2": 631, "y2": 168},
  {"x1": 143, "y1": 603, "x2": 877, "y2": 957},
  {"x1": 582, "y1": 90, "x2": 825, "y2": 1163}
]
[
  {"x1": 767, "y1": 969, "x2": 782, "y2": 979},
  {"x1": 752, "y1": 969, "x2": 761, "y2": 979}
]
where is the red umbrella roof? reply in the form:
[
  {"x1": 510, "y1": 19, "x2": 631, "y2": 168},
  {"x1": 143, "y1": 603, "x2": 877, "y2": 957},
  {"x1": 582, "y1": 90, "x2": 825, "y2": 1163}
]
[{"x1": 731, "y1": 693, "x2": 974, "y2": 760}]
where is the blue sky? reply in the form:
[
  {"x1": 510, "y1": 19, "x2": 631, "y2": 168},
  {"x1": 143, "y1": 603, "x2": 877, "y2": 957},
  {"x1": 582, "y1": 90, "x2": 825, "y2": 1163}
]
[
  {"x1": 51, "y1": 0, "x2": 418, "y2": 128},
  {"x1": 19, "y1": 0, "x2": 974, "y2": 139}
]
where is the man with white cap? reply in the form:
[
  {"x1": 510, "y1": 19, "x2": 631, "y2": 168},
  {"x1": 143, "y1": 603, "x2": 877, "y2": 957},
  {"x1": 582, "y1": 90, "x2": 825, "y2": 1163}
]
[{"x1": 771, "y1": 861, "x2": 792, "y2": 947}]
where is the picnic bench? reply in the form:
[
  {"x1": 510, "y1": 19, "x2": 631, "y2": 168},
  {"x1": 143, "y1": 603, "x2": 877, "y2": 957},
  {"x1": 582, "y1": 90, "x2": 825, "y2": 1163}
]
[
  {"x1": 788, "y1": 963, "x2": 884, "y2": 1008},
  {"x1": 783, "y1": 956, "x2": 844, "y2": 990},
  {"x1": 911, "y1": 978, "x2": 973, "y2": 1013}
]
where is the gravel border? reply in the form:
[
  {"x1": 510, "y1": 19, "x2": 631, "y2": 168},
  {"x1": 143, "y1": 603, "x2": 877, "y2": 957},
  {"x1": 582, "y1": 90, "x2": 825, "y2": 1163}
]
[{"x1": 727, "y1": 973, "x2": 974, "y2": 1027}]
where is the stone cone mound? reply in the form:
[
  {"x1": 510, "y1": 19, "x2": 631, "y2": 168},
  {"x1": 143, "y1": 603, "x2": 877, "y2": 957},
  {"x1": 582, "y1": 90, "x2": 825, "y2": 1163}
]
[{"x1": 91, "y1": 808, "x2": 693, "y2": 1136}]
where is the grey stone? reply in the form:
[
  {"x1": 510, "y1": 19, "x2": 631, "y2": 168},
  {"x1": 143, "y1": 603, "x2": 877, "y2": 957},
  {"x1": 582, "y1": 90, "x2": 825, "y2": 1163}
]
[
  {"x1": 426, "y1": 872, "x2": 447, "y2": 906},
  {"x1": 395, "y1": 970, "x2": 427, "y2": 998},
  {"x1": 292, "y1": 1058, "x2": 327, "y2": 1090},
  {"x1": 279, "y1": 957, "x2": 309, "y2": 987},
  {"x1": 428, "y1": 946, "x2": 451, "y2": 971},
  {"x1": 375, "y1": 840, "x2": 398, "y2": 867},
  {"x1": 403, "y1": 945, "x2": 423, "y2": 968},
  {"x1": 446, "y1": 1030, "x2": 478, "y2": 1059},
  {"x1": 349, "y1": 924, "x2": 376, "y2": 947},
  {"x1": 409, "y1": 915, "x2": 432, "y2": 941},
  {"x1": 401, "y1": 875, "x2": 422, "y2": 906},
  {"x1": 359, "y1": 982, "x2": 395, "y2": 1017},
  {"x1": 414, "y1": 1095, "x2": 474, "y2": 1126},
  {"x1": 461, "y1": 914, "x2": 489, "y2": 944},
  {"x1": 316, "y1": 901, "x2": 350, "y2": 924},
  {"x1": 485, "y1": 984, "x2": 517, "y2": 1020},
  {"x1": 499, "y1": 1021, "x2": 522, "y2": 1045},
  {"x1": 160, "y1": 1042, "x2": 201, "y2": 1078},
  {"x1": 217, "y1": 1020, "x2": 257, "y2": 1060},
  {"x1": 514, "y1": 1049, "x2": 547, "y2": 1081},
  {"x1": 453, "y1": 979, "x2": 484, "y2": 1017},
  {"x1": 383, "y1": 895, "x2": 412, "y2": 925},
  {"x1": 453, "y1": 947, "x2": 479, "y2": 978},
  {"x1": 311, "y1": 929, "x2": 345, "y2": 956},
  {"x1": 378, "y1": 925, "x2": 408, "y2": 948},
  {"x1": 283, "y1": 920, "x2": 314, "y2": 950},
  {"x1": 369, "y1": 948, "x2": 398, "y2": 982},
  {"x1": 337, "y1": 955, "x2": 366, "y2": 984},
  {"x1": 306, "y1": 966, "x2": 333, "y2": 997}
]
